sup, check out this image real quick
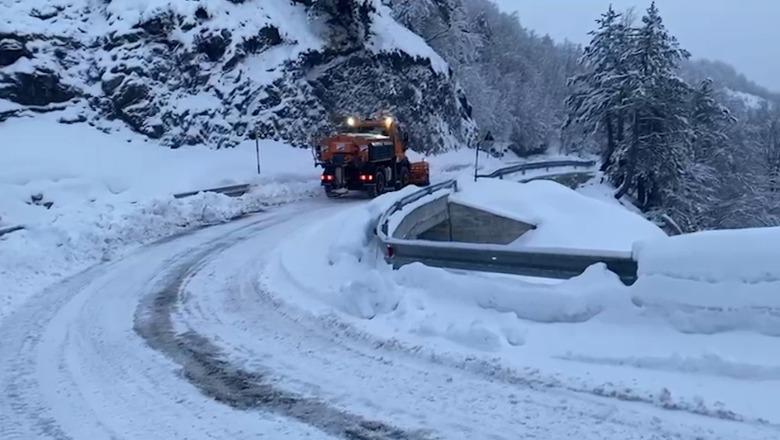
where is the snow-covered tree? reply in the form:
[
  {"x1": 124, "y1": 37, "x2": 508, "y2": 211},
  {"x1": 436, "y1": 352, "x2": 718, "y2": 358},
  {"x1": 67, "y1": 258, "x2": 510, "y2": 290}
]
[
  {"x1": 566, "y1": 5, "x2": 630, "y2": 170},
  {"x1": 665, "y1": 79, "x2": 735, "y2": 231}
]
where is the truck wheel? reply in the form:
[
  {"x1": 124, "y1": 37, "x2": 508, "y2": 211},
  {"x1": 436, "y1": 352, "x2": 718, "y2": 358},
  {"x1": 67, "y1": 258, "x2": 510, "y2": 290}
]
[
  {"x1": 324, "y1": 187, "x2": 339, "y2": 198},
  {"x1": 369, "y1": 170, "x2": 386, "y2": 198},
  {"x1": 397, "y1": 166, "x2": 411, "y2": 190}
]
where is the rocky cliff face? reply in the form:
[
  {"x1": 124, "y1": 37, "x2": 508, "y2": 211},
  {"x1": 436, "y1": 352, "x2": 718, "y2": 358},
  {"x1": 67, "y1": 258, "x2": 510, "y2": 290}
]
[{"x1": 0, "y1": 0, "x2": 476, "y2": 151}]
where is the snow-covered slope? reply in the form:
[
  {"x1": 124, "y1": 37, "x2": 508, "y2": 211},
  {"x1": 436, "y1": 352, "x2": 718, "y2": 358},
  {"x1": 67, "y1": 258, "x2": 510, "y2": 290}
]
[
  {"x1": 723, "y1": 88, "x2": 770, "y2": 110},
  {"x1": 0, "y1": 0, "x2": 475, "y2": 151}
]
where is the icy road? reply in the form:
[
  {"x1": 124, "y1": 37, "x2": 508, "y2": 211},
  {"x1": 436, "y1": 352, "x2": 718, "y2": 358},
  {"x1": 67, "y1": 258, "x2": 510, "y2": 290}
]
[{"x1": 0, "y1": 200, "x2": 776, "y2": 440}]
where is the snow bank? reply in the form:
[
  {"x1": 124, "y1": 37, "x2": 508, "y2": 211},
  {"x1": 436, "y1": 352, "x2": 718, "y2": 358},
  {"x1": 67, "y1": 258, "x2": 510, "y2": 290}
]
[
  {"x1": 0, "y1": 114, "x2": 318, "y2": 226},
  {"x1": 630, "y1": 227, "x2": 780, "y2": 336},
  {"x1": 263, "y1": 179, "x2": 780, "y2": 425},
  {"x1": 451, "y1": 178, "x2": 666, "y2": 251},
  {"x1": 0, "y1": 114, "x2": 320, "y2": 323},
  {"x1": 264, "y1": 188, "x2": 633, "y2": 354},
  {"x1": 635, "y1": 227, "x2": 780, "y2": 283}
]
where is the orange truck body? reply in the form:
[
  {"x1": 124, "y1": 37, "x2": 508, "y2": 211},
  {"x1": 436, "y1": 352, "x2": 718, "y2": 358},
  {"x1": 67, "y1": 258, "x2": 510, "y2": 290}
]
[{"x1": 314, "y1": 118, "x2": 430, "y2": 197}]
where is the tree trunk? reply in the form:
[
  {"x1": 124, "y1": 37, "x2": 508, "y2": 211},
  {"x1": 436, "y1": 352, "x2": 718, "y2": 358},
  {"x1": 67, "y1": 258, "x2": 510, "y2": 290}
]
[
  {"x1": 615, "y1": 109, "x2": 640, "y2": 199},
  {"x1": 601, "y1": 112, "x2": 616, "y2": 172}
]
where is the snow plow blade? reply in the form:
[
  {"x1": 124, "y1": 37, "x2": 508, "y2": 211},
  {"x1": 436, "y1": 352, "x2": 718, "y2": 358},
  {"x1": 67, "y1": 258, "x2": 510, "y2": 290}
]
[{"x1": 409, "y1": 161, "x2": 430, "y2": 186}]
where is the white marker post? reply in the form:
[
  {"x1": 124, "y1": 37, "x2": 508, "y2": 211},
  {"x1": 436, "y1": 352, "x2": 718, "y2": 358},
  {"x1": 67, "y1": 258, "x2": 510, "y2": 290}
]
[{"x1": 250, "y1": 130, "x2": 261, "y2": 175}]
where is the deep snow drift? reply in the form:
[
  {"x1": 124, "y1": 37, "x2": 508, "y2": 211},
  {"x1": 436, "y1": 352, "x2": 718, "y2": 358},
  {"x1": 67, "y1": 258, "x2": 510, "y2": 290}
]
[
  {"x1": 264, "y1": 180, "x2": 780, "y2": 426},
  {"x1": 451, "y1": 178, "x2": 666, "y2": 251}
]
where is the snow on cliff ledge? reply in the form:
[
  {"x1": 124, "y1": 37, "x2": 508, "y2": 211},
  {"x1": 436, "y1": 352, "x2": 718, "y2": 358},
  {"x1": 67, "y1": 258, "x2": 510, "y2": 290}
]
[{"x1": 0, "y1": 0, "x2": 473, "y2": 151}]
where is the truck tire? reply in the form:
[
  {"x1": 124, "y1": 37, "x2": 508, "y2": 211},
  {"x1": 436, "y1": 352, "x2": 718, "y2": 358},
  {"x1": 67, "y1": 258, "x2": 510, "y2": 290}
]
[
  {"x1": 369, "y1": 170, "x2": 386, "y2": 198},
  {"x1": 397, "y1": 166, "x2": 411, "y2": 190},
  {"x1": 324, "y1": 187, "x2": 339, "y2": 198}
]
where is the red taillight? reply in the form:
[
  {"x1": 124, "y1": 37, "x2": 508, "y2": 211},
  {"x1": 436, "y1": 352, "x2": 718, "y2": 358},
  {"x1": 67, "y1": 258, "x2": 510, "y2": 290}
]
[
  {"x1": 359, "y1": 174, "x2": 374, "y2": 182},
  {"x1": 321, "y1": 174, "x2": 334, "y2": 182},
  {"x1": 386, "y1": 245, "x2": 395, "y2": 258}
]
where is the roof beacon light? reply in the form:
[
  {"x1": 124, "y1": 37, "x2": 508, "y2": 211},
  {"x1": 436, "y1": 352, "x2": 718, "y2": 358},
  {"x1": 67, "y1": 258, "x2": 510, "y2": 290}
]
[{"x1": 347, "y1": 117, "x2": 357, "y2": 127}]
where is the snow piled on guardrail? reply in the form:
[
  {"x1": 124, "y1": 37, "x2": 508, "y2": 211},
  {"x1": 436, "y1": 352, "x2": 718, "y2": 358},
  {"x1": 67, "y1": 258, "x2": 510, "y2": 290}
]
[
  {"x1": 265, "y1": 183, "x2": 637, "y2": 347},
  {"x1": 452, "y1": 178, "x2": 666, "y2": 251},
  {"x1": 631, "y1": 226, "x2": 780, "y2": 336},
  {"x1": 263, "y1": 180, "x2": 780, "y2": 425},
  {"x1": 635, "y1": 227, "x2": 780, "y2": 283}
]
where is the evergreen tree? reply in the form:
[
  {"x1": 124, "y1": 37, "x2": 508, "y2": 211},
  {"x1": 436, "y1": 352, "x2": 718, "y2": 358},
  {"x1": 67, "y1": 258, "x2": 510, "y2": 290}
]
[
  {"x1": 610, "y1": 2, "x2": 691, "y2": 208},
  {"x1": 566, "y1": 5, "x2": 630, "y2": 171},
  {"x1": 665, "y1": 79, "x2": 734, "y2": 231}
]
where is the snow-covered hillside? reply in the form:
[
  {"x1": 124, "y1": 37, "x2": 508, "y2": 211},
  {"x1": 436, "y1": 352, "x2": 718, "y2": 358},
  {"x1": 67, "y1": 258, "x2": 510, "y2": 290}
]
[
  {"x1": 723, "y1": 88, "x2": 770, "y2": 110},
  {"x1": 0, "y1": 0, "x2": 475, "y2": 151}
]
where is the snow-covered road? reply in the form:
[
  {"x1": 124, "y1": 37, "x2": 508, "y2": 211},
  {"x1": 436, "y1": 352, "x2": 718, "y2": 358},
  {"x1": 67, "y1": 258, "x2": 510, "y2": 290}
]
[{"x1": 1, "y1": 199, "x2": 777, "y2": 440}]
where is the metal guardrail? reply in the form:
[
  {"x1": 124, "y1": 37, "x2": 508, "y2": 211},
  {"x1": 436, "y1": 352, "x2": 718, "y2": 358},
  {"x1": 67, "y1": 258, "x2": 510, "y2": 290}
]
[
  {"x1": 377, "y1": 179, "x2": 459, "y2": 240},
  {"x1": 375, "y1": 163, "x2": 639, "y2": 285},
  {"x1": 0, "y1": 225, "x2": 25, "y2": 238},
  {"x1": 477, "y1": 159, "x2": 597, "y2": 180},
  {"x1": 387, "y1": 241, "x2": 638, "y2": 285},
  {"x1": 173, "y1": 184, "x2": 252, "y2": 199}
]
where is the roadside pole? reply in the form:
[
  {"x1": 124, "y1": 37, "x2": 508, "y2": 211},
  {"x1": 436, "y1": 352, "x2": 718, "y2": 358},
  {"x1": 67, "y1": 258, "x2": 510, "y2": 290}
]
[
  {"x1": 475, "y1": 131, "x2": 494, "y2": 182},
  {"x1": 251, "y1": 130, "x2": 261, "y2": 175},
  {"x1": 474, "y1": 140, "x2": 480, "y2": 182}
]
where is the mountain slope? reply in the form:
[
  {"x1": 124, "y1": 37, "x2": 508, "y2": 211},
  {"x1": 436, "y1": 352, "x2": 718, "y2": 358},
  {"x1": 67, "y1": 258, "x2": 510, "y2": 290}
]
[{"x1": 0, "y1": 0, "x2": 475, "y2": 151}]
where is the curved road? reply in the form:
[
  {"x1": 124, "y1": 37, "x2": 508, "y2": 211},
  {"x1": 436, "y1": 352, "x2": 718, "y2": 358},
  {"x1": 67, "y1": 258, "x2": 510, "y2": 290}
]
[{"x1": 0, "y1": 200, "x2": 775, "y2": 439}]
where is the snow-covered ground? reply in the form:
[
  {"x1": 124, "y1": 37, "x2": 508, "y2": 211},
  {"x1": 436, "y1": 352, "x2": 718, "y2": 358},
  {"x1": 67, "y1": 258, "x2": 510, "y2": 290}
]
[
  {"x1": 0, "y1": 113, "x2": 540, "y2": 323},
  {"x1": 451, "y1": 178, "x2": 665, "y2": 251},
  {"x1": 265, "y1": 183, "x2": 780, "y2": 431},
  {"x1": 0, "y1": 114, "x2": 321, "y2": 321},
  {"x1": 5, "y1": 113, "x2": 778, "y2": 438},
  {"x1": 6, "y1": 200, "x2": 775, "y2": 439}
]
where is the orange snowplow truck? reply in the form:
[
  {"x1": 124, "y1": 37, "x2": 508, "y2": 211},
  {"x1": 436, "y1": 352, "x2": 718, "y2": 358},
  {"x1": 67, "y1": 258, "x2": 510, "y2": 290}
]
[{"x1": 314, "y1": 116, "x2": 430, "y2": 198}]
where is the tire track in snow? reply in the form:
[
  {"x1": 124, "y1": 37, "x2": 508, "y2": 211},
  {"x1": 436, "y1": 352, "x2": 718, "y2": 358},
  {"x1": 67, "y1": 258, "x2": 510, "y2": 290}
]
[{"x1": 133, "y1": 225, "x2": 432, "y2": 440}]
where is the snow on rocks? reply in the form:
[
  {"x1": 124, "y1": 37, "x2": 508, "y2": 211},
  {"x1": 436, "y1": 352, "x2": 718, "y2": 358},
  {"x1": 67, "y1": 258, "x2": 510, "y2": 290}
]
[
  {"x1": 367, "y1": 1, "x2": 449, "y2": 75},
  {"x1": 0, "y1": 0, "x2": 475, "y2": 151}
]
